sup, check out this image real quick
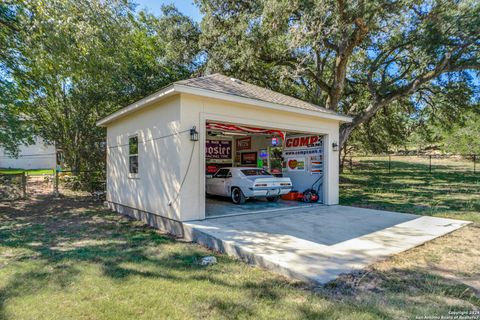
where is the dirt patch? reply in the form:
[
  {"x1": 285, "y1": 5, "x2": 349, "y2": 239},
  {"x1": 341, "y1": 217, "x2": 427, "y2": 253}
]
[
  {"x1": 0, "y1": 192, "x2": 100, "y2": 231},
  {"x1": 26, "y1": 175, "x2": 55, "y2": 195},
  {"x1": 321, "y1": 224, "x2": 480, "y2": 301}
]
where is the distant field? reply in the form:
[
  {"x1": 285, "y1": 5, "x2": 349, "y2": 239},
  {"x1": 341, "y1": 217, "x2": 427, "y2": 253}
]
[
  {"x1": 0, "y1": 168, "x2": 54, "y2": 175},
  {"x1": 340, "y1": 156, "x2": 480, "y2": 223}
]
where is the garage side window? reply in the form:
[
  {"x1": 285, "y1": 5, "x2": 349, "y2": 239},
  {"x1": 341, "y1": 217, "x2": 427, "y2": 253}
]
[{"x1": 129, "y1": 136, "x2": 138, "y2": 174}]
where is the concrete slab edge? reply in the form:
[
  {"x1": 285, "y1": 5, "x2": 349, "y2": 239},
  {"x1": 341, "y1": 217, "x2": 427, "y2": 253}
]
[
  {"x1": 182, "y1": 223, "x2": 320, "y2": 284},
  {"x1": 106, "y1": 201, "x2": 185, "y2": 238},
  {"x1": 183, "y1": 218, "x2": 473, "y2": 285}
]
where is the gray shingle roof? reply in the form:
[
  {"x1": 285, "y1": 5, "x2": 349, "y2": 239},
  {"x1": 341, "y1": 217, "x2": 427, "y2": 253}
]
[
  {"x1": 97, "y1": 73, "x2": 351, "y2": 127},
  {"x1": 176, "y1": 73, "x2": 338, "y2": 115}
]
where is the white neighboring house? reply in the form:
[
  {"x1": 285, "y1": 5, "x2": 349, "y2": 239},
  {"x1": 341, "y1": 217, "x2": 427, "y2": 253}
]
[{"x1": 0, "y1": 137, "x2": 56, "y2": 170}]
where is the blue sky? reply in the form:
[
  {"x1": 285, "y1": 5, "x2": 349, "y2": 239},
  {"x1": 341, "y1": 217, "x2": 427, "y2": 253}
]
[{"x1": 133, "y1": 0, "x2": 202, "y2": 21}]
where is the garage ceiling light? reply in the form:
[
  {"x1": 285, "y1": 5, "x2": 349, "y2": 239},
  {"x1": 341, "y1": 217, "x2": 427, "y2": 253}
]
[{"x1": 222, "y1": 132, "x2": 247, "y2": 136}]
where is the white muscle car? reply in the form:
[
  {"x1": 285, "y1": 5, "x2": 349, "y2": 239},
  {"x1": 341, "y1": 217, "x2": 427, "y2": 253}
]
[{"x1": 206, "y1": 167, "x2": 293, "y2": 204}]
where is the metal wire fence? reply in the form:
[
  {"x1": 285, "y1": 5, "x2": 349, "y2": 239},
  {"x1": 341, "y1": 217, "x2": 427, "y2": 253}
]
[
  {"x1": 0, "y1": 169, "x2": 105, "y2": 200},
  {"x1": 343, "y1": 154, "x2": 478, "y2": 174}
]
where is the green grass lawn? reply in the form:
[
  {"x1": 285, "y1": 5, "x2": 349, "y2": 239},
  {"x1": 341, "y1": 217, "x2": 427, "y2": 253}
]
[
  {"x1": 0, "y1": 157, "x2": 479, "y2": 319},
  {"x1": 0, "y1": 198, "x2": 382, "y2": 320},
  {"x1": 1, "y1": 195, "x2": 478, "y2": 319},
  {"x1": 0, "y1": 168, "x2": 54, "y2": 175},
  {"x1": 340, "y1": 156, "x2": 480, "y2": 223}
]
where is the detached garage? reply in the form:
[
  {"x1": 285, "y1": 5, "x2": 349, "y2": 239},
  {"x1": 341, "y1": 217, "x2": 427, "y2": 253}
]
[{"x1": 97, "y1": 74, "x2": 352, "y2": 236}]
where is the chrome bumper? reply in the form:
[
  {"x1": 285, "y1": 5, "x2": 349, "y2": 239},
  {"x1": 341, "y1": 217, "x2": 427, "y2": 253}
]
[{"x1": 245, "y1": 186, "x2": 292, "y2": 197}]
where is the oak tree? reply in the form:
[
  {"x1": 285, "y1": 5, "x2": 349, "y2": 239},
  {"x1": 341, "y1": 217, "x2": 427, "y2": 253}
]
[
  {"x1": 1, "y1": 0, "x2": 200, "y2": 172},
  {"x1": 197, "y1": 0, "x2": 480, "y2": 148}
]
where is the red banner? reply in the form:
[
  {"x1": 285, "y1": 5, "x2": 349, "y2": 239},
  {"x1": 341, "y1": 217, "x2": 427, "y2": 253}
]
[{"x1": 206, "y1": 123, "x2": 285, "y2": 140}]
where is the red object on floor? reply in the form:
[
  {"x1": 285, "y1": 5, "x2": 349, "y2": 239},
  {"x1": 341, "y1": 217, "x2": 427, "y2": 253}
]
[
  {"x1": 281, "y1": 192, "x2": 302, "y2": 201},
  {"x1": 281, "y1": 192, "x2": 296, "y2": 201}
]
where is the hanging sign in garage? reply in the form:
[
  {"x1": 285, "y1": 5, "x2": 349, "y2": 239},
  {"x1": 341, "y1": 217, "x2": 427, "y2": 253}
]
[
  {"x1": 286, "y1": 157, "x2": 306, "y2": 171},
  {"x1": 285, "y1": 135, "x2": 322, "y2": 148},
  {"x1": 206, "y1": 140, "x2": 232, "y2": 160},
  {"x1": 310, "y1": 157, "x2": 323, "y2": 174},
  {"x1": 282, "y1": 135, "x2": 324, "y2": 192},
  {"x1": 283, "y1": 135, "x2": 323, "y2": 156},
  {"x1": 240, "y1": 152, "x2": 257, "y2": 165},
  {"x1": 236, "y1": 137, "x2": 251, "y2": 150}
]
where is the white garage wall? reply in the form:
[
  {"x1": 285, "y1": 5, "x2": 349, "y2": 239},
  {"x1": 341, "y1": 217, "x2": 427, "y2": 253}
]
[
  {"x1": 105, "y1": 95, "x2": 184, "y2": 221},
  {"x1": 0, "y1": 137, "x2": 56, "y2": 170},
  {"x1": 105, "y1": 92, "x2": 342, "y2": 222},
  {"x1": 179, "y1": 93, "x2": 341, "y2": 220}
]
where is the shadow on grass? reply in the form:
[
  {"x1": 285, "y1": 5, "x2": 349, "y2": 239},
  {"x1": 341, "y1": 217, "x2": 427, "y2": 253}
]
[
  {"x1": 322, "y1": 267, "x2": 480, "y2": 307},
  {"x1": 0, "y1": 196, "x2": 316, "y2": 318},
  {"x1": 340, "y1": 160, "x2": 480, "y2": 220},
  {"x1": 0, "y1": 195, "x2": 478, "y2": 319}
]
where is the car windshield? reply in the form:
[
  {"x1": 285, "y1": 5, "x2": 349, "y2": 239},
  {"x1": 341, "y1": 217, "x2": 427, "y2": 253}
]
[{"x1": 241, "y1": 169, "x2": 272, "y2": 176}]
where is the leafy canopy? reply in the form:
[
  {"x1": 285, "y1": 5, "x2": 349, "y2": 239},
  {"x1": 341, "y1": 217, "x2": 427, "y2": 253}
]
[
  {"x1": 1, "y1": 0, "x2": 200, "y2": 172},
  {"x1": 197, "y1": 0, "x2": 480, "y2": 146}
]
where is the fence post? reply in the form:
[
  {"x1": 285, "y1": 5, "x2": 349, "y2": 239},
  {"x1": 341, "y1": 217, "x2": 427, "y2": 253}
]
[
  {"x1": 388, "y1": 155, "x2": 391, "y2": 174},
  {"x1": 474, "y1": 154, "x2": 477, "y2": 174},
  {"x1": 54, "y1": 169, "x2": 59, "y2": 197},
  {"x1": 22, "y1": 172, "x2": 27, "y2": 198},
  {"x1": 429, "y1": 155, "x2": 432, "y2": 173}
]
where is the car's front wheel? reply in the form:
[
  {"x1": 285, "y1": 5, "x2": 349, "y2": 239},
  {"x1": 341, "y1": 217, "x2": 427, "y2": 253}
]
[
  {"x1": 231, "y1": 187, "x2": 246, "y2": 204},
  {"x1": 266, "y1": 196, "x2": 280, "y2": 202}
]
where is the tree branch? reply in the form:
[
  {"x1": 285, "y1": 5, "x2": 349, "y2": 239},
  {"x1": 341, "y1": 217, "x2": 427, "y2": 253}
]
[
  {"x1": 350, "y1": 50, "x2": 480, "y2": 130},
  {"x1": 257, "y1": 50, "x2": 333, "y2": 93},
  {"x1": 326, "y1": 17, "x2": 369, "y2": 110},
  {"x1": 0, "y1": 18, "x2": 18, "y2": 32}
]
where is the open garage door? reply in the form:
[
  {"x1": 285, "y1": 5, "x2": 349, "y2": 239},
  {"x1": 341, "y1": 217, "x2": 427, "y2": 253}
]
[{"x1": 204, "y1": 121, "x2": 325, "y2": 217}]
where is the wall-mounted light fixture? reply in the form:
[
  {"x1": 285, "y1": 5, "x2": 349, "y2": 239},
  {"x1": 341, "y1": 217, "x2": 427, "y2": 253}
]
[
  {"x1": 332, "y1": 142, "x2": 339, "y2": 151},
  {"x1": 190, "y1": 126, "x2": 199, "y2": 141}
]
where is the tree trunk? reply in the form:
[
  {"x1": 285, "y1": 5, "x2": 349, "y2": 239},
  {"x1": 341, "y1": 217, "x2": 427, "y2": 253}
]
[
  {"x1": 339, "y1": 100, "x2": 385, "y2": 151},
  {"x1": 71, "y1": 153, "x2": 81, "y2": 175},
  {"x1": 339, "y1": 143, "x2": 351, "y2": 173},
  {"x1": 339, "y1": 122, "x2": 354, "y2": 149}
]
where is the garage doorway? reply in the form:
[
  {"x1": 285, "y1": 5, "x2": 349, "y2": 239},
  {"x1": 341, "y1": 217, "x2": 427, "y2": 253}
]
[{"x1": 204, "y1": 121, "x2": 325, "y2": 217}]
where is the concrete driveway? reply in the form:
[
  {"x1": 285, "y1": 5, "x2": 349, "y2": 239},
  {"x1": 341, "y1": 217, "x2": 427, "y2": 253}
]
[
  {"x1": 184, "y1": 206, "x2": 470, "y2": 284},
  {"x1": 205, "y1": 196, "x2": 320, "y2": 217}
]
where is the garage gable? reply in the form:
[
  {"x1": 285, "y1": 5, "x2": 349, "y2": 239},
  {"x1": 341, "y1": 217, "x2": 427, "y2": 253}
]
[{"x1": 97, "y1": 74, "x2": 352, "y2": 127}]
